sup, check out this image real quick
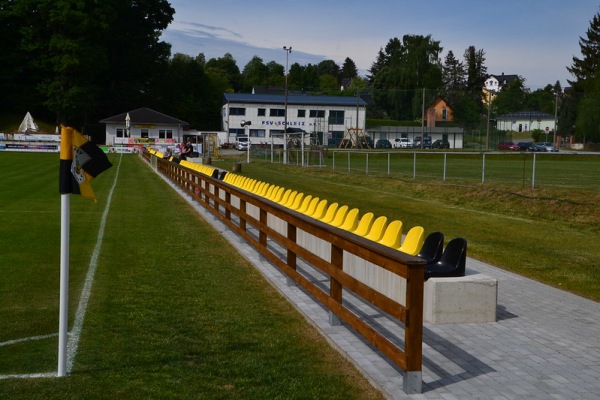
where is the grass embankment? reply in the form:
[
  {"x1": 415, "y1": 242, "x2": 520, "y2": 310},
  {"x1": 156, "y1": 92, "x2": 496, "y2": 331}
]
[
  {"x1": 211, "y1": 156, "x2": 600, "y2": 302},
  {"x1": 0, "y1": 153, "x2": 383, "y2": 399}
]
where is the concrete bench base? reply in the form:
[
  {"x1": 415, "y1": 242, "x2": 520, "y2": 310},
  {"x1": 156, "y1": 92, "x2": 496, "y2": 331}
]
[
  {"x1": 424, "y1": 269, "x2": 498, "y2": 324},
  {"x1": 186, "y1": 156, "x2": 203, "y2": 163}
]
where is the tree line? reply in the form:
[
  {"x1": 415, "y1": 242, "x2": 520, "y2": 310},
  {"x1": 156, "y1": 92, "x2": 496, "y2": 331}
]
[{"x1": 1, "y1": 1, "x2": 598, "y2": 142}]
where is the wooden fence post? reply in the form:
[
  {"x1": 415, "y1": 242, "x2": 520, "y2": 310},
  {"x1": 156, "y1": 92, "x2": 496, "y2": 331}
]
[
  {"x1": 329, "y1": 244, "x2": 343, "y2": 326},
  {"x1": 403, "y1": 263, "x2": 424, "y2": 394}
]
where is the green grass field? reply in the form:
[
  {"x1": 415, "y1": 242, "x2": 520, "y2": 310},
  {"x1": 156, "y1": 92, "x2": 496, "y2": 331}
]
[
  {"x1": 0, "y1": 153, "x2": 383, "y2": 399},
  {"x1": 293, "y1": 150, "x2": 600, "y2": 191}
]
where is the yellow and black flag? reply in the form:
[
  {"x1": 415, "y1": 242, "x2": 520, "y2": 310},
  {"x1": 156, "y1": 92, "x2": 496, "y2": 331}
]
[{"x1": 59, "y1": 126, "x2": 112, "y2": 202}]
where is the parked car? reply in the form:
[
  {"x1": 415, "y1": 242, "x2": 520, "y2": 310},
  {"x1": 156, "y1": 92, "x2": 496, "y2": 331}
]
[
  {"x1": 534, "y1": 142, "x2": 559, "y2": 152},
  {"x1": 394, "y1": 138, "x2": 413, "y2": 149},
  {"x1": 236, "y1": 135, "x2": 250, "y2": 151},
  {"x1": 497, "y1": 141, "x2": 520, "y2": 151},
  {"x1": 517, "y1": 142, "x2": 534, "y2": 151},
  {"x1": 413, "y1": 137, "x2": 432, "y2": 149},
  {"x1": 375, "y1": 139, "x2": 392, "y2": 149},
  {"x1": 432, "y1": 139, "x2": 450, "y2": 149}
]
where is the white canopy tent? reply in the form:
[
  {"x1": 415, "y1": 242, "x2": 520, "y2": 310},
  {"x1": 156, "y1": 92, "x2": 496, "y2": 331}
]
[{"x1": 18, "y1": 112, "x2": 39, "y2": 133}]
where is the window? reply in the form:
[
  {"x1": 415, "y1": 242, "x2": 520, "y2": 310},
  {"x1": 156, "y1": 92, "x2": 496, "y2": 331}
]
[
  {"x1": 309, "y1": 110, "x2": 325, "y2": 118},
  {"x1": 229, "y1": 107, "x2": 246, "y2": 116},
  {"x1": 257, "y1": 108, "x2": 266, "y2": 116},
  {"x1": 328, "y1": 110, "x2": 344, "y2": 125},
  {"x1": 441, "y1": 108, "x2": 447, "y2": 121},
  {"x1": 270, "y1": 108, "x2": 285, "y2": 117},
  {"x1": 159, "y1": 129, "x2": 173, "y2": 139},
  {"x1": 297, "y1": 109, "x2": 306, "y2": 118},
  {"x1": 249, "y1": 129, "x2": 266, "y2": 138},
  {"x1": 116, "y1": 128, "x2": 125, "y2": 138},
  {"x1": 141, "y1": 129, "x2": 149, "y2": 138}
]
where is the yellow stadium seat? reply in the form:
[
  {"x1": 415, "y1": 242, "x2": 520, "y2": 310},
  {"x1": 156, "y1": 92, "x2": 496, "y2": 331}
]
[
  {"x1": 352, "y1": 212, "x2": 374, "y2": 236},
  {"x1": 326, "y1": 205, "x2": 348, "y2": 226},
  {"x1": 257, "y1": 182, "x2": 270, "y2": 196},
  {"x1": 300, "y1": 197, "x2": 320, "y2": 215},
  {"x1": 309, "y1": 199, "x2": 328, "y2": 219},
  {"x1": 278, "y1": 189, "x2": 293, "y2": 205},
  {"x1": 293, "y1": 195, "x2": 313, "y2": 212},
  {"x1": 398, "y1": 226, "x2": 426, "y2": 256},
  {"x1": 319, "y1": 203, "x2": 339, "y2": 223},
  {"x1": 338, "y1": 208, "x2": 360, "y2": 231},
  {"x1": 245, "y1": 179, "x2": 257, "y2": 192},
  {"x1": 364, "y1": 216, "x2": 388, "y2": 242},
  {"x1": 270, "y1": 187, "x2": 285, "y2": 202},
  {"x1": 378, "y1": 220, "x2": 403, "y2": 248},
  {"x1": 263, "y1": 184, "x2": 275, "y2": 198},
  {"x1": 252, "y1": 181, "x2": 266, "y2": 194},
  {"x1": 288, "y1": 193, "x2": 304, "y2": 210},
  {"x1": 282, "y1": 191, "x2": 299, "y2": 207}
]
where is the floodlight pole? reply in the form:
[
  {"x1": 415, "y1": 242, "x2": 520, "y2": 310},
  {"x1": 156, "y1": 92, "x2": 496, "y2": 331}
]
[
  {"x1": 241, "y1": 120, "x2": 252, "y2": 163},
  {"x1": 283, "y1": 46, "x2": 292, "y2": 164}
]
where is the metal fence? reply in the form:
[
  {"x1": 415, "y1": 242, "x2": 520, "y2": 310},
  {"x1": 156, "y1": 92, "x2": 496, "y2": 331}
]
[{"x1": 329, "y1": 150, "x2": 600, "y2": 190}]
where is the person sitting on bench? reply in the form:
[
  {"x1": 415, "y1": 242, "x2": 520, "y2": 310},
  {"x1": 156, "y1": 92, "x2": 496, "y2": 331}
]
[{"x1": 180, "y1": 140, "x2": 193, "y2": 160}]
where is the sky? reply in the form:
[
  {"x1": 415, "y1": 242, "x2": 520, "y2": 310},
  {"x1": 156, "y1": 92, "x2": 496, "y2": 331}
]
[{"x1": 161, "y1": 0, "x2": 600, "y2": 90}]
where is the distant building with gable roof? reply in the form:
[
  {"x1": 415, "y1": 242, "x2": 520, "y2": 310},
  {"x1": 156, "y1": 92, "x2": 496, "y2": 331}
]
[
  {"x1": 485, "y1": 73, "x2": 520, "y2": 92},
  {"x1": 100, "y1": 107, "x2": 189, "y2": 146}
]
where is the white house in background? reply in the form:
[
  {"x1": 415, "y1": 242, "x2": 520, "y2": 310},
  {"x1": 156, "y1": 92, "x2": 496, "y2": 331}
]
[
  {"x1": 496, "y1": 111, "x2": 556, "y2": 133},
  {"x1": 484, "y1": 73, "x2": 520, "y2": 92},
  {"x1": 221, "y1": 93, "x2": 367, "y2": 146},
  {"x1": 100, "y1": 107, "x2": 188, "y2": 146}
]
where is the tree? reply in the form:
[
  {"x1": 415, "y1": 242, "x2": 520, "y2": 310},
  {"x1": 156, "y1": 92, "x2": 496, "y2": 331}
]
[
  {"x1": 442, "y1": 50, "x2": 466, "y2": 106},
  {"x1": 369, "y1": 35, "x2": 443, "y2": 120},
  {"x1": 464, "y1": 46, "x2": 487, "y2": 92},
  {"x1": 567, "y1": 9, "x2": 600, "y2": 142},
  {"x1": 575, "y1": 73, "x2": 600, "y2": 142},
  {"x1": 493, "y1": 77, "x2": 527, "y2": 116},
  {"x1": 317, "y1": 59, "x2": 340, "y2": 82},
  {"x1": 241, "y1": 56, "x2": 268, "y2": 92},
  {"x1": 7, "y1": 0, "x2": 175, "y2": 129},
  {"x1": 264, "y1": 61, "x2": 285, "y2": 87},
  {"x1": 524, "y1": 84, "x2": 557, "y2": 115},
  {"x1": 206, "y1": 53, "x2": 241, "y2": 92},
  {"x1": 340, "y1": 57, "x2": 358, "y2": 81}
]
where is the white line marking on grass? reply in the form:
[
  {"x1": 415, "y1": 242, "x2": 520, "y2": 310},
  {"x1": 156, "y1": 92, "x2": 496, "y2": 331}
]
[
  {"x1": 66, "y1": 153, "x2": 122, "y2": 374},
  {"x1": 0, "y1": 333, "x2": 59, "y2": 347},
  {"x1": 0, "y1": 372, "x2": 56, "y2": 380}
]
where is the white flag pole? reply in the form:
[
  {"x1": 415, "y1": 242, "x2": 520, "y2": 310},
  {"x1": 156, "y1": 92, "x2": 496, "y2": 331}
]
[{"x1": 58, "y1": 193, "x2": 70, "y2": 377}]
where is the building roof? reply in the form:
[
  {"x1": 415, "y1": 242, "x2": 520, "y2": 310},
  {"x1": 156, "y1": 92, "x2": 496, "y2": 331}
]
[
  {"x1": 99, "y1": 107, "x2": 189, "y2": 126},
  {"x1": 223, "y1": 93, "x2": 367, "y2": 107},
  {"x1": 497, "y1": 111, "x2": 554, "y2": 120},
  {"x1": 488, "y1": 73, "x2": 520, "y2": 86}
]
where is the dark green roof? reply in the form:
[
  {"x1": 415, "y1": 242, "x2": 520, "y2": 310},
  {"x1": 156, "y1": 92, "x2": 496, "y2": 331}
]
[
  {"x1": 223, "y1": 93, "x2": 367, "y2": 107},
  {"x1": 100, "y1": 107, "x2": 188, "y2": 126}
]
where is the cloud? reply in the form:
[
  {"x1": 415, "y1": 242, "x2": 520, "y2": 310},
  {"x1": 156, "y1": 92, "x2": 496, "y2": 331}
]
[{"x1": 162, "y1": 22, "x2": 329, "y2": 70}]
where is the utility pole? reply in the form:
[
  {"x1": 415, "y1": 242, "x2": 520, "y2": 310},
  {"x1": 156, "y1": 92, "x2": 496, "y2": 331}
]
[
  {"x1": 283, "y1": 46, "x2": 292, "y2": 164},
  {"x1": 553, "y1": 90, "x2": 559, "y2": 146}
]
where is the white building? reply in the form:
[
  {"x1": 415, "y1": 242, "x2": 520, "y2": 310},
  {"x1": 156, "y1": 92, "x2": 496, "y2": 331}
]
[
  {"x1": 221, "y1": 93, "x2": 367, "y2": 146},
  {"x1": 484, "y1": 73, "x2": 520, "y2": 93},
  {"x1": 100, "y1": 107, "x2": 189, "y2": 146},
  {"x1": 496, "y1": 111, "x2": 556, "y2": 133}
]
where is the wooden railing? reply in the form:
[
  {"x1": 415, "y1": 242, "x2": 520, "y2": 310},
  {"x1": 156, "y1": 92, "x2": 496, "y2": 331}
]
[{"x1": 142, "y1": 151, "x2": 425, "y2": 394}]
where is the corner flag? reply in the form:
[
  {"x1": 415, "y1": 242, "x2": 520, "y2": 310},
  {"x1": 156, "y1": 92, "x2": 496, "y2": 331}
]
[{"x1": 59, "y1": 126, "x2": 112, "y2": 202}]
